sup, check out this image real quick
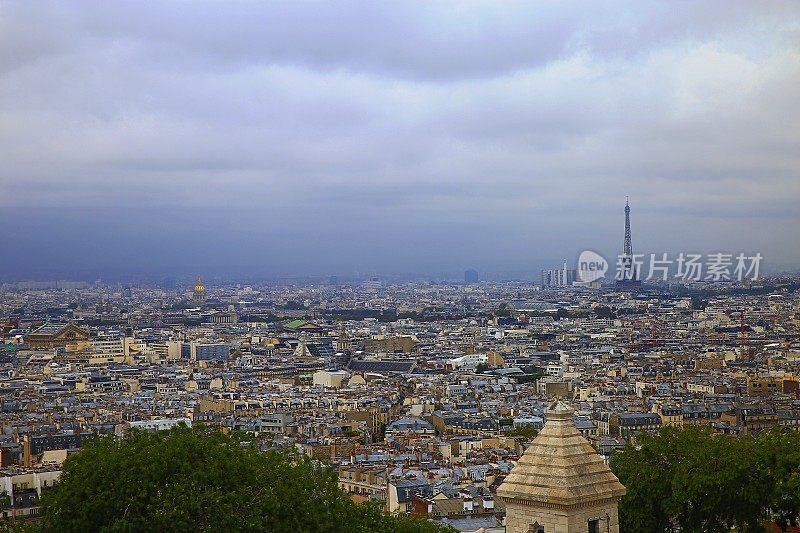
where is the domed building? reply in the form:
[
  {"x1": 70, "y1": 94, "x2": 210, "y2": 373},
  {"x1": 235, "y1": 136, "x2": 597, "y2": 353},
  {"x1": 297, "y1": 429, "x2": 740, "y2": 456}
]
[{"x1": 193, "y1": 276, "x2": 206, "y2": 304}]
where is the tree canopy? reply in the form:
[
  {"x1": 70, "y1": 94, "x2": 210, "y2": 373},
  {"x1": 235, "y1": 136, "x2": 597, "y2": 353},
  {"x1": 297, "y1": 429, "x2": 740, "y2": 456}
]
[
  {"x1": 553, "y1": 307, "x2": 569, "y2": 320},
  {"x1": 502, "y1": 425, "x2": 538, "y2": 440},
  {"x1": 593, "y1": 305, "x2": 615, "y2": 319},
  {"x1": 37, "y1": 425, "x2": 452, "y2": 533},
  {"x1": 474, "y1": 362, "x2": 490, "y2": 374},
  {"x1": 611, "y1": 426, "x2": 800, "y2": 532}
]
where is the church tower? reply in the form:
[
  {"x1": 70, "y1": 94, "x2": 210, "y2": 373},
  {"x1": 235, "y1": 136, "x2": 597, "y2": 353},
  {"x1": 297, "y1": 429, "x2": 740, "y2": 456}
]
[
  {"x1": 336, "y1": 325, "x2": 350, "y2": 352},
  {"x1": 497, "y1": 401, "x2": 626, "y2": 533}
]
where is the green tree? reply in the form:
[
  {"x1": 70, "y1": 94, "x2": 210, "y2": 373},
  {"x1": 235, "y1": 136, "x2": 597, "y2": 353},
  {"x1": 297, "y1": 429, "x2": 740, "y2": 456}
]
[
  {"x1": 611, "y1": 427, "x2": 784, "y2": 533},
  {"x1": 494, "y1": 302, "x2": 511, "y2": 318},
  {"x1": 593, "y1": 305, "x2": 615, "y2": 319},
  {"x1": 610, "y1": 428, "x2": 680, "y2": 532},
  {"x1": 668, "y1": 428, "x2": 768, "y2": 532},
  {"x1": 755, "y1": 429, "x2": 800, "y2": 531},
  {"x1": 513, "y1": 366, "x2": 546, "y2": 384},
  {"x1": 502, "y1": 425, "x2": 538, "y2": 440},
  {"x1": 39, "y1": 425, "x2": 452, "y2": 533}
]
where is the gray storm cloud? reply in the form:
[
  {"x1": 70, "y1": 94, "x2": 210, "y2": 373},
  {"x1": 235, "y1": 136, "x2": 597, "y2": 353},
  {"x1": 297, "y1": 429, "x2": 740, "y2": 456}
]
[{"x1": 0, "y1": 1, "x2": 798, "y2": 279}]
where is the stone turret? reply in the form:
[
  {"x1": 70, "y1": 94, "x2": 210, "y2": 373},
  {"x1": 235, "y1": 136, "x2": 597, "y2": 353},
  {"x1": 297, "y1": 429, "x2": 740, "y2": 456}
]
[{"x1": 497, "y1": 401, "x2": 626, "y2": 533}]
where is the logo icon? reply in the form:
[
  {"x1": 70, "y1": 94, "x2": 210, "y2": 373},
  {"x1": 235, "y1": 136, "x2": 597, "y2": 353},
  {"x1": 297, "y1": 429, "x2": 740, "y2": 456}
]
[{"x1": 577, "y1": 250, "x2": 608, "y2": 282}]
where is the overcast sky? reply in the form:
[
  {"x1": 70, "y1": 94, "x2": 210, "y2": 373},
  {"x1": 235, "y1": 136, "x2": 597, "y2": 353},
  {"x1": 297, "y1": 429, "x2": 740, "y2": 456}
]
[{"x1": 1, "y1": 1, "x2": 798, "y2": 281}]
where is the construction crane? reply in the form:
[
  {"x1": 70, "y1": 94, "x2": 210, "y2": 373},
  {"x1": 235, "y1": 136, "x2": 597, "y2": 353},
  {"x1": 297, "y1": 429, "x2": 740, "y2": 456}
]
[
  {"x1": 725, "y1": 309, "x2": 749, "y2": 357},
  {"x1": 620, "y1": 318, "x2": 661, "y2": 351}
]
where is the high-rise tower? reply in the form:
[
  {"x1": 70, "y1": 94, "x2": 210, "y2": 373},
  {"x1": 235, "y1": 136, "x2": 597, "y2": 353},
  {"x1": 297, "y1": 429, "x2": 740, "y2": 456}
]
[
  {"x1": 623, "y1": 198, "x2": 632, "y2": 257},
  {"x1": 617, "y1": 197, "x2": 641, "y2": 287}
]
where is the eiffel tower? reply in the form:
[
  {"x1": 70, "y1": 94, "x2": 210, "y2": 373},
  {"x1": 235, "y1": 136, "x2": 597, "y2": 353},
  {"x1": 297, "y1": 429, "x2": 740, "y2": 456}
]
[{"x1": 616, "y1": 197, "x2": 641, "y2": 288}]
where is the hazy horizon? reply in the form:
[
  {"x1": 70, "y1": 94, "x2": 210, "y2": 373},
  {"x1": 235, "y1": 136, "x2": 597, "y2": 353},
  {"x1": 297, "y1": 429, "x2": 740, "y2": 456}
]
[{"x1": 2, "y1": 2, "x2": 799, "y2": 280}]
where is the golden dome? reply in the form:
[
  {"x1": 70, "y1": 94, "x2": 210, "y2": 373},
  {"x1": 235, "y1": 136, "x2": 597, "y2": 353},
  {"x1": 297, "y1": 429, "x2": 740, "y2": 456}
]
[{"x1": 194, "y1": 277, "x2": 206, "y2": 294}]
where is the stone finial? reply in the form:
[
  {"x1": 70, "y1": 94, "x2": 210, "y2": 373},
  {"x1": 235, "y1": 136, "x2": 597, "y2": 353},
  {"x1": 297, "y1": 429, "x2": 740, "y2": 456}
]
[{"x1": 546, "y1": 399, "x2": 574, "y2": 419}]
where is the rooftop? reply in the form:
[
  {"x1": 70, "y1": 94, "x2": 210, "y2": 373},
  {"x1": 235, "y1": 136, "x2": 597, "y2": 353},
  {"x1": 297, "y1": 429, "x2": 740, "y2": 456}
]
[{"x1": 496, "y1": 401, "x2": 626, "y2": 508}]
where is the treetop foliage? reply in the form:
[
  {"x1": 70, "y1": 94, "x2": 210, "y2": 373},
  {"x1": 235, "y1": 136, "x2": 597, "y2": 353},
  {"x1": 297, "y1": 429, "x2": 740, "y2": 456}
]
[
  {"x1": 502, "y1": 425, "x2": 538, "y2": 440},
  {"x1": 611, "y1": 426, "x2": 800, "y2": 533},
  {"x1": 34, "y1": 425, "x2": 452, "y2": 533}
]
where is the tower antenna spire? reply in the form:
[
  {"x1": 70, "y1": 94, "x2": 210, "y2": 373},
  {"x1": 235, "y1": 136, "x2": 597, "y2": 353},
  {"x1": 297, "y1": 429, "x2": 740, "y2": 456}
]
[{"x1": 623, "y1": 197, "x2": 632, "y2": 257}]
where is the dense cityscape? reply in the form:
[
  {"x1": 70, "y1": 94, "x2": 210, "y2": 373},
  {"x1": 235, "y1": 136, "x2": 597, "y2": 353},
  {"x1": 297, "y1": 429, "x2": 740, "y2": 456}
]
[
  {"x1": 2, "y1": 227, "x2": 800, "y2": 530},
  {"x1": 3, "y1": 2, "x2": 800, "y2": 532}
]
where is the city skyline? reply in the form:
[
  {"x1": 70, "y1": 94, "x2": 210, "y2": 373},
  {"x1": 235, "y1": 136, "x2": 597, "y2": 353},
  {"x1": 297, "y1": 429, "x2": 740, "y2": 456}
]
[
  {"x1": 0, "y1": 198, "x2": 788, "y2": 284},
  {"x1": 4, "y1": 4, "x2": 800, "y2": 532},
  {"x1": 1, "y1": 2, "x2": 799, "y2": 279}
]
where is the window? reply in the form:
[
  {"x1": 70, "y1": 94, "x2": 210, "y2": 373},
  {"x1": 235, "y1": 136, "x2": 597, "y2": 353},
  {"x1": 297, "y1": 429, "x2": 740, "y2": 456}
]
[{"x1": 588, "y1": 519, "x2": 599, "y2": 533}]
